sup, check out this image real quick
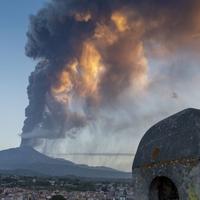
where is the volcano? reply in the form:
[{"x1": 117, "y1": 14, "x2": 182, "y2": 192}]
[{"x1": 0, "y1": 146, "x2": 131, "y2": 179}]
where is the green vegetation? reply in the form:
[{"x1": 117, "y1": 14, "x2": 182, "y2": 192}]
[
  {"x1": 188, "y1": 185, "x2": 199, "y2": 200},
  {"x1": 50, "y1": 195, "x2": 66, "y2": 200}
]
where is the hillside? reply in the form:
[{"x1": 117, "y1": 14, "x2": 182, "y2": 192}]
[{"x1": 0, "y1": 146, "x2": 131, "y2": 179}]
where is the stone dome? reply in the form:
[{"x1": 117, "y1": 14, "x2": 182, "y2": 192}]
[{"x1": 133, "y1": 108, "x2": 200, "y2": 168}]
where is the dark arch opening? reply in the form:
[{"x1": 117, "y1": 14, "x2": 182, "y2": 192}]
[{"x1": 149, "y1": 176, "x2": 179, "y2": 200}]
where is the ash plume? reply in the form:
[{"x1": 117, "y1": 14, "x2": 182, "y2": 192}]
[{"x1": 21, "y1": 0, "x2": 200, "y2": 168}]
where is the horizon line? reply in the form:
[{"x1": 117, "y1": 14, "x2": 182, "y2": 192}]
[{"x1": 54, "y1": 153, "x2": 135, "y2": 157}]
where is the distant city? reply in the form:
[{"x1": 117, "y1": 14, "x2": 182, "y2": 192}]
[{"x1": 0, "y1": 175, "x2": 134, "y2": 200}]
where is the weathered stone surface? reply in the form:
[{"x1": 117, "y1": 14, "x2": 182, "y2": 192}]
[{"x1": 132, "y1": 108, "x2": 200, "y2": 200}]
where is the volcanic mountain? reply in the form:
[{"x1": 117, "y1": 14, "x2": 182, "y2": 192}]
[{"x1": 0, "y1": 146, "x2": 131, "y2": 179}]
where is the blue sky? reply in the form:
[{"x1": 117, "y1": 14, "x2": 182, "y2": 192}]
[{"x1": 0, "y1": 0, "x2": 46, "y2": 149}]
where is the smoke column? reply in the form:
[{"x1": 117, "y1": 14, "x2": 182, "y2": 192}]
[{"x1": 21, "y1": 0, "x2": 200, "y2": 169}]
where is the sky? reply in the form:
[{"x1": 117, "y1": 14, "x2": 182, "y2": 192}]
[{"x1": 0, "y1": 0, "x2": 46, "y2": 150}]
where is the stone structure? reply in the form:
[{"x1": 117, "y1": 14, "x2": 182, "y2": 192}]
[{"x1": 132, "y1": 108, "x2": 200, "y2": 200}]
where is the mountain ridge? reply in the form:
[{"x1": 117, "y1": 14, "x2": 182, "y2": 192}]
[{"x1": 0, "y1": 146, "x2": 131, "y2": 179}]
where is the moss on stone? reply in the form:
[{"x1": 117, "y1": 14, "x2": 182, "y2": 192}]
[{"x1": 188, "y1": 185, "x2": 199, "y2": 200}]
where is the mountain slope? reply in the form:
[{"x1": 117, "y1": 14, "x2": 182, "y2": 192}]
[{"x1": 0, "y1": 146, "x2": 131, "y2": 179}]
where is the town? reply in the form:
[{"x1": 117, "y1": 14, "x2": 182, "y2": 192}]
[{"x1": 0, "y1": 175, "x2": 134, "y2": 200}]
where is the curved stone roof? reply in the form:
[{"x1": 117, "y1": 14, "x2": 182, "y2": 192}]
[{"x1": 133, "y1": 108, "x2": 200, "y2": 168}]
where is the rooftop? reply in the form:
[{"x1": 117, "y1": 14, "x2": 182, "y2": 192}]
[{"x1": 133, "y1": 108, "x2": 200, "y2": 168}]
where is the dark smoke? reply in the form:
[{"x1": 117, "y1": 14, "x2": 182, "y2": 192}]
[{"x1": 21, "y1": 0, "x2": 200, "y2": 147}]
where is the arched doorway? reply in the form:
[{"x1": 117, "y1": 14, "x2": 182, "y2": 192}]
[{"x1": 149, "y1": 176, "x2": 179, "y2": 200}]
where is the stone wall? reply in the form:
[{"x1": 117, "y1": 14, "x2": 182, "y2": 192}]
[{"x1": 132, "y1": 160, "x2": 200, "y2": 200}]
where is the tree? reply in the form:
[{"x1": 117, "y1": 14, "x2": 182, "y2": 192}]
[{"x1": 50, "y1": 195, "x2": 66, "y2": 200}]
